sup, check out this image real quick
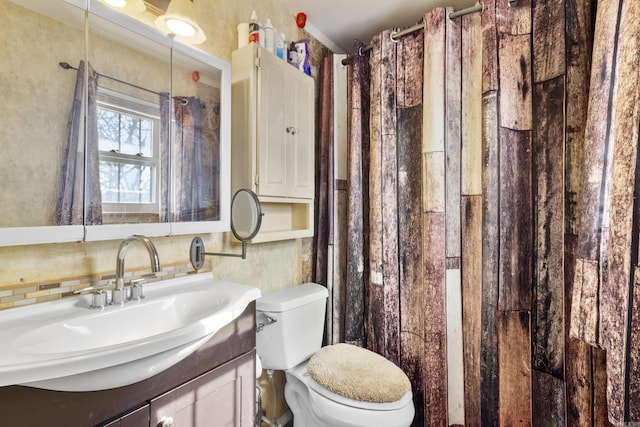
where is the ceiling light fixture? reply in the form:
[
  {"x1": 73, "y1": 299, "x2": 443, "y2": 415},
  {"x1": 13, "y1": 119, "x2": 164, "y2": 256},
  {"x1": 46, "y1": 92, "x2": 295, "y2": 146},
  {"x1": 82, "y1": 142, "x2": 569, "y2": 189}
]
[
  {"x1": 100, "y1": 0, "x2": 146, "y2": 14},
  {"x1": 155, "y1": 0, "x2": 206, "y2": 45}
]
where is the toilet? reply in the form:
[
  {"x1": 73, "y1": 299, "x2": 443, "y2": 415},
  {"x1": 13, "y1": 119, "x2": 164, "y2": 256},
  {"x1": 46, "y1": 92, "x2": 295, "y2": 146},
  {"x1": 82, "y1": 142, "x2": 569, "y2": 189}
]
[{"x1": 256, "y1": 283, "x2": 415, "y2": 427}]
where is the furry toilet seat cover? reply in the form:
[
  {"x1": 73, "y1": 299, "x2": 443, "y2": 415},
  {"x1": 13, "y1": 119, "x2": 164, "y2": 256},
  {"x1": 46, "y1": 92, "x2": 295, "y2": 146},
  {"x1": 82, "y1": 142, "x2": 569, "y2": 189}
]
[{"x1": 306, "y1": 343, "x2": 411, "y2": 403}]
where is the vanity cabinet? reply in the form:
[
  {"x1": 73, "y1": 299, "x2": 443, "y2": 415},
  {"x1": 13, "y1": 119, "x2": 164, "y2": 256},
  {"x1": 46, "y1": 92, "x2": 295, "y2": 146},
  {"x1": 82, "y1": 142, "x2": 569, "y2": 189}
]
[
  {"x1": 231, "y1": 45, "x2": 315, "y2": 242},
  {"x1": 0, "y1": 302, "x2": 256, "y2": 427},
  {"x1": 150, "y1": 352, "x2": 255, "y2": 427}
]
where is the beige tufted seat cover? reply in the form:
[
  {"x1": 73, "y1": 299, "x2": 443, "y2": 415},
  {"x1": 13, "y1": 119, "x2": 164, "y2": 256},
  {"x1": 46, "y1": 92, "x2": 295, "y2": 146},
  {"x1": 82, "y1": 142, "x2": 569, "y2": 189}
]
[{"x1": 306, "y1": 343, "x2": 411, "y2": 403}]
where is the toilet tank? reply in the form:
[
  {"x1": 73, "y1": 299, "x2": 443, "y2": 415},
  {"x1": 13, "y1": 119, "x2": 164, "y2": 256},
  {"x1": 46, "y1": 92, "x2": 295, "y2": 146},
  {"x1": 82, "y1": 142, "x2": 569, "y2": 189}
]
[{"x1": 256, "y1": 283, "x2": 328, "y2": 370}]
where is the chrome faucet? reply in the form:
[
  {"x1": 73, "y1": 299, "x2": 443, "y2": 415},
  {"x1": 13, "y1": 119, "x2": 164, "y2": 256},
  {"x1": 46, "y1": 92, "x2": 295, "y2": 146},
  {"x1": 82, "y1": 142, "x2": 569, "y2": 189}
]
[{"x1": 112, "y1": 235, "x2": 161, "y2": 305}]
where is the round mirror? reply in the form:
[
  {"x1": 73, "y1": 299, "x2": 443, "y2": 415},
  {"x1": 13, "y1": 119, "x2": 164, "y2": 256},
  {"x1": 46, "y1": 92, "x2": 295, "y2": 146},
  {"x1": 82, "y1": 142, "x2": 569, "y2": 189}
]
[{"x1": 230, "y1": 189, "x2": 262, "y2": 241}]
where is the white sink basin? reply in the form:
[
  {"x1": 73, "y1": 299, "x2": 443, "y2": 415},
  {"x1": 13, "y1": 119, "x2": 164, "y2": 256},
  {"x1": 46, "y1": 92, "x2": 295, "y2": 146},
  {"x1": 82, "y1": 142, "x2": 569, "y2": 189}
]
[{"x1": 0, "y1": 272, "x2": 260, "y2": 391}]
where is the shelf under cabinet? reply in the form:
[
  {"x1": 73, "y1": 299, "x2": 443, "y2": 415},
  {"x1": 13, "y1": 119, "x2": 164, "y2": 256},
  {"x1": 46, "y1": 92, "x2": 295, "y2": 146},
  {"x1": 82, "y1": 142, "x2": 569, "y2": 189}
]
[{"x1": 252, "y1": 196, "x2": 314, "y2": 243}]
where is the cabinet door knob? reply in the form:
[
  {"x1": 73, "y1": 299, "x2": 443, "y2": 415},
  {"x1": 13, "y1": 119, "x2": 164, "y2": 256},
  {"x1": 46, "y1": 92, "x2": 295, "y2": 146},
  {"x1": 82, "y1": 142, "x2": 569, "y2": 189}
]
[
  {"x1": 286, "y1": 126, "x2": 297, "y2": 135},
  {"x1": 158, "y1": 416, "x2": 174, "y2": 427}
]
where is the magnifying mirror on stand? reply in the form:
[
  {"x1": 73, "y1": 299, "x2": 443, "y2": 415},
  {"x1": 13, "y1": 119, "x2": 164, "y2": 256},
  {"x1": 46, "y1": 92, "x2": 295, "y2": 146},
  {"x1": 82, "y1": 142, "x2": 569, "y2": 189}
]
[{"x1": 190, "y1": 189, "x2": 263, "y2": 270}]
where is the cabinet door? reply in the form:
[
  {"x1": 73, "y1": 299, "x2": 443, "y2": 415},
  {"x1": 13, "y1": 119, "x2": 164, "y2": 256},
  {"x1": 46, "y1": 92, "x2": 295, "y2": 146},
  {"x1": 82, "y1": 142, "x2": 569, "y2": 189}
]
[
  {"x1": 286, "y1": 69, "x2": 315, "y2": 199},
  {"x1": 149, "y1": 351, "x2": 255, "y2": 427},
  {"x1": 257, "y1": 51, "x2": 314, "y2": 199}
]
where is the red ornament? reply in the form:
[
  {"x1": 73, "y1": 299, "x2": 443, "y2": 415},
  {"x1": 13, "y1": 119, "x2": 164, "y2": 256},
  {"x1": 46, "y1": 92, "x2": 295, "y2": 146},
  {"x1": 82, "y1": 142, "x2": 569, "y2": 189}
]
[
  {"x1": 296, "y1": 12, "x2": 307, "y2": 29},
  {"x1": 192, "y1": 71, "x2": 200, "y2": 83}
]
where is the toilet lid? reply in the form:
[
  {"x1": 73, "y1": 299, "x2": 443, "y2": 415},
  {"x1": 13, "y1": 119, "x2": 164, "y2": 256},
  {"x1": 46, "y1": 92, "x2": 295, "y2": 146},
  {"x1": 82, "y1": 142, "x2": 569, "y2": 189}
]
[
  {"x1": 305, "y1": 372, "x2": 413, "y2": 411},
  {"x1": 306, "y1": 343, "x2": 411, "y2": 405}
]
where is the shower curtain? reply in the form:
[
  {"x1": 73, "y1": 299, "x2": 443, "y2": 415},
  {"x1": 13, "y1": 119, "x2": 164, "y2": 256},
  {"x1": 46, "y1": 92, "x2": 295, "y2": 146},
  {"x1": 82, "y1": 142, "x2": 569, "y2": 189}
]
[
  {"x1": 173, "y1": 95, "x2": 220, "y2": 223},
  {"x1": 570, "y1": 0, "x2": 640, "y2": 422},
  {"x1": 340, "y1": 8, "x2": 473, "y2": 425},
  {"x1": 325, "y1": 0, "x2": 640, "y2": 424}
]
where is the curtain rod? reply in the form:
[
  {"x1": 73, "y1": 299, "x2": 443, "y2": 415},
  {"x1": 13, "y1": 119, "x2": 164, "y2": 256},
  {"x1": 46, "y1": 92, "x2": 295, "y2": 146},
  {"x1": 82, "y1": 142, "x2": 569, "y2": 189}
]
[
  {"x1": 59, "y1": 61, "x2": 161, "y2": 96},
  {"x1": 340, "y1": 1, "x2": 516, "y2": 66},
  {"x1": 59, "y1": 61, "x2": 202, "y2": 107}
]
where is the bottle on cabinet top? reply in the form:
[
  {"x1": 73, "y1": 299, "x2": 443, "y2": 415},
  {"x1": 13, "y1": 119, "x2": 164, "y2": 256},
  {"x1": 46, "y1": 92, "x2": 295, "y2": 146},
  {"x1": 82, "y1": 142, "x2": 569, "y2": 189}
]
[
  {"x1": 248, "y1": 10, "x2": 259, "y2": 44},
  {"x1": 264, "y1": 19, "x2": 274, "y2": 53}
]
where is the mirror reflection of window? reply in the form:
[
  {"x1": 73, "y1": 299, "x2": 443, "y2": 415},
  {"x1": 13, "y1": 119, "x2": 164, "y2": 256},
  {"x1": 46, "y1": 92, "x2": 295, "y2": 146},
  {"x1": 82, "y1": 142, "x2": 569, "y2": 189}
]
[{"x1": 97, "y1": 88, "x2": 161, "y2": 217}]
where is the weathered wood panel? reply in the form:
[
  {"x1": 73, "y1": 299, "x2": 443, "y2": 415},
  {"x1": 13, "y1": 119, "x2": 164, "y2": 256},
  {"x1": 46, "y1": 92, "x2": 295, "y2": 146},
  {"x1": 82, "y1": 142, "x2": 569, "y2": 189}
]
[
  {"x1": 423, "y1": 9, "x2": 447, "y2": 215},
  {"x1": 593, "y1": 348, "x2": 613, "y2": 426},
  {"x1": 344, "y1": 42, "x2": 369, "y2": 347},
  {"x1": 423, "y1": 212, "x2": 448, "y2": 425},
  {"x1": 629, "y1": 266, "x2": 640, "y2": 420},
  {"x1": 380, "y1": 30, "x2": 400, "y2": 366},
  {"x1": 498, "y1": 33, "x2": 532, "y2": 131},
  {"x1": 366, "y1": 33, "x2": 384, "y2": 355},
  {"x1": 498, "y1": 128, "x2": 533, "y2": 311},
  {"x1": 574, "y1": 0, "x2": 620, "y2": 262},
  {"x1": 570, "y1": 259, "x2": 600, "y2": 345},
  {"x1": 446, "y1": 268, "x2": 465, "y2": 424},
  {"x1": 461, "y1": 195, "x2": 482, "y2": 427},
  {"x1": 398, "y1": 104, "x2": 425, "y2": 427},
  {"x1": 331, "y1": 181, "x2": 347, "y2": 344},
  {"x1": 481, "y1": 0, "x2": 498, "y2": 92},
  {"x1": 397, "y1": 29, "x2": 424, "y2": 109},
  {"x1": 423, "y1": 9, "x2": 446, "y2": 155},
  {"x1": 496, "y1": 0, "x2": 531, "y2": 36},
  {"x1": 564, "y1": 235, "x2": 595, "y2": 427},
  {"x1": 563, "y1": 1, "x2": 600, "y2": 422},
  {"x1": 565, "y1": 0, "x2": 594, "y2": 236},
  {"x1": 603, "y1": 2, "x2": 640, "y2": 419},
  {"x1": 532, "y1": 76, "x2": 565, "y2": 377},
  {"x1": 424, "y1": 152, "x2": 445, "y2": 213},
  {"x1": 532, "y1": 369, "x2": 565, "y2": 426},
  {"x1": 532, "y1": 0, "x2": 566, "y2": 82},
  {"x1": 481, "y1": 91, "x2": 500, "y2": 426},
  {"x1": 445, "y1": 9, "x2": 462, "y2": 259},
  {"x1": 571, "y1": 0, "x2": 622, "y2": 354},
  {"x1": 461, "y1": 12, "x2": 483, "y2": 197},
  {"x1": 496, "y1": 0, "x2": 532, "y2": 133},
  {"x1": 459, "y1": 14, "x2": 483, "y2": 424},
  {"x1": 498, "y1": 310, "x2": 532, "y2": 426},
  {"x1": 396, "y1": 30, "x2": 425, "y2": 427},
  {"x1": 315, "y1": 57, "x2": 333, "y2": 289}
]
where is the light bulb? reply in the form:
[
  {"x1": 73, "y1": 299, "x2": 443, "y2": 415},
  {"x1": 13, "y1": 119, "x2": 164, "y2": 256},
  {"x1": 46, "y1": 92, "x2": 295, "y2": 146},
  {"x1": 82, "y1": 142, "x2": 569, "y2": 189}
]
[{"x1": 166, "y1": 19, "x2": 196, "y2": 37}]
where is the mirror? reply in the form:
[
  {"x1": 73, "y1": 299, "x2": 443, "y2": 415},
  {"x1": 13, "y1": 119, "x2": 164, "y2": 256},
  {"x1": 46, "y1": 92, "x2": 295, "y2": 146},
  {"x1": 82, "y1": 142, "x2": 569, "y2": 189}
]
[
  {"x1": 230, "y1": 189, "x2": 263, "y2": 241},
  {"x1": 0, "y1": 0, "x2": 86, "y2": 245},
  {"x1": 0, "y1": 0, "x2": 230, "y2": 246},
  {"x1": 190, "y1": 189, "x2": 262, "y2": 268}
]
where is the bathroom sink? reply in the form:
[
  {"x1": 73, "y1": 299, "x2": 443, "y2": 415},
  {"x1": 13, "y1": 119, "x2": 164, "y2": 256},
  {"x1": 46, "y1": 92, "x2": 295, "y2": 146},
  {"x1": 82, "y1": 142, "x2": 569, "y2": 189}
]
[{"x1": 0, "y1": 273, "x2": 260, "y2": 391}]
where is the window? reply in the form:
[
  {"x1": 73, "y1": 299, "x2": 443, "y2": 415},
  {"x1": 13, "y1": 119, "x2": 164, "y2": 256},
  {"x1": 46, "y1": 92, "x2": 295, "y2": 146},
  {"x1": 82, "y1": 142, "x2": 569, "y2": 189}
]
[{"x1": 97, "y1": 88, "x2": 161, "y2": 215}]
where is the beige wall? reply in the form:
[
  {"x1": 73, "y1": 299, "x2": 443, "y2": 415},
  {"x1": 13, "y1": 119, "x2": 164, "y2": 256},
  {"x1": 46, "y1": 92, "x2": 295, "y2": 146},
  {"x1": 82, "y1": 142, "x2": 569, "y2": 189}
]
[{"x1": 0, "y1": 0, "x2": 325, "y2": 301}]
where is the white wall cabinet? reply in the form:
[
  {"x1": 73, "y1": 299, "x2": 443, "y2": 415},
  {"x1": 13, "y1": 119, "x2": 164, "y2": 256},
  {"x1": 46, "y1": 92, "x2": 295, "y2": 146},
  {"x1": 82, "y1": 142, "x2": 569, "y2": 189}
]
[{"x1": 231, "y1": 45, "x2": 315, "y2": 242}]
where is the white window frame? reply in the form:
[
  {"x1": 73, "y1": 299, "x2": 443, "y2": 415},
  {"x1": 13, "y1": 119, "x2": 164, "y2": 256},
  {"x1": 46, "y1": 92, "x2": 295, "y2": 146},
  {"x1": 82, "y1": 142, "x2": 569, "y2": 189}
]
[{"x1": 96, "y1": 87, "x2": 162, "y2": 215}]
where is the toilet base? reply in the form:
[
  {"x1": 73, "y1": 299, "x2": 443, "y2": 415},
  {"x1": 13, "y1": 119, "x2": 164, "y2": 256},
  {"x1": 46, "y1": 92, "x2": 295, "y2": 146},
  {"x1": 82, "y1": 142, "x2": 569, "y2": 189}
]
[{"x1": 284, "y1": 362, "x2": 415, "y2": 427}]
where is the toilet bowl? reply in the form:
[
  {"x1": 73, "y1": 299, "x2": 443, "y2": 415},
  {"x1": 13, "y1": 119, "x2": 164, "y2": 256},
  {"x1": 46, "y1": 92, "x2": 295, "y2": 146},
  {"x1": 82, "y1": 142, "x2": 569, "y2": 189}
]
[{"x1": 256, "y1": 283, "x2": 415, "y2": 427}]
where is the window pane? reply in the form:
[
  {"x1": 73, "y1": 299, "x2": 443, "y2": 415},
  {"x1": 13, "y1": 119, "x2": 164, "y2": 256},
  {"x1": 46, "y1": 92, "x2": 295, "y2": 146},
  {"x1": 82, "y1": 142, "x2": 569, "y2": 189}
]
[
  {"x1": 97, "y1": 107, "x2": 153, "y2": 157},
  {"x1": 99, "y1": 161, "x2": 153, "y2": 203}
]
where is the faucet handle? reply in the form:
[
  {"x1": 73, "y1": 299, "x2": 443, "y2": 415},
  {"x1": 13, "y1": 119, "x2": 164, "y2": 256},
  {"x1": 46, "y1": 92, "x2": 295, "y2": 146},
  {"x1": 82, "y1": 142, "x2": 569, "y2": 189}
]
[
  {"x1": 90, "y1": 292, "x2": 108, "y2": 309},
  {"x1": 129, "y1": 278, "x2": 145, "y2": 301},
  {"x1": 73, "y1": 285, "x2": 108, "y2": 309},
  {"x1": 73, "y1": 284, "x2": 107, "y2": 295}
]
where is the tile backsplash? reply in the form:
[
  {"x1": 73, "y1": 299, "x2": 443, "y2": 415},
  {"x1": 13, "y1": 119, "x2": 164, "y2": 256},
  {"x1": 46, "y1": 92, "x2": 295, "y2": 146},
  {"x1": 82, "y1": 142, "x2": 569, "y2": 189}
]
[{"x1": 0, "y1": 262, "x2": 208, "y2": 311}]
